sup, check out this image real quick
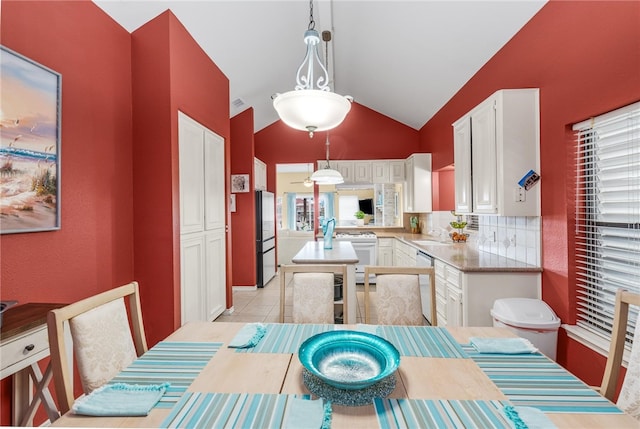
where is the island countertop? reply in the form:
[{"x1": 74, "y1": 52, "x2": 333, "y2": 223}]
[{"x1": 292, "y1": 241, "x2": 359, "y2": 264}]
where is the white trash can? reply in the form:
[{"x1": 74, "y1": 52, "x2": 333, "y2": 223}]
[{"x1": 491, "y1": 298, "x2": 561, "y2": 360}]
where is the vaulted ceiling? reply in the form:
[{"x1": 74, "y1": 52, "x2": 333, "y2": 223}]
[{"x1": 94, "y1": 0, "x2": 547, "y2": 132}]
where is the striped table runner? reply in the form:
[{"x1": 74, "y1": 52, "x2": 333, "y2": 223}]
[
  {"x1": 233, "y1": 324, "x2": 466, "y2": 358},
  {"x1": 377, "y1": 326, "x2": 468, "y2": 358},
  {"x1": 374, "y1": 398, "x2": 515, "y2": 428},
  {"x1": 462, "y1": 345, "x2": 623, "y2": 414},
  {"x1": 109, "y1": 341, "x2": 221, "y2": 408},
  {"x1": 161, "y1": 392, "x2": 315, "y2": 428},
  {"x1": 233, "y1": 323, "x2": 334, "y2": 353}
]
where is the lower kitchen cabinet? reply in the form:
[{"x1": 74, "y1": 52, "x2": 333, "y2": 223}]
[
  {"x1": 393, "y1": 239, "x2": 416, "y2": 267},
  {"x1": 434, "y1": 260, "x2": 540, "y2": 327},
  {"x1": 377, "y1": 238, "x2": 394, "y2": 266}
]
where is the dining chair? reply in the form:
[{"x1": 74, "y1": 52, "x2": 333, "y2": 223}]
[
  {"x1": 279, "y1": 264, "x2": 348, "y2": 324},
  {"x1": 364, "y1": 266, "x2": 435, "y2": 326},
  {"x1": 47, "y1": 282, "x2": 148, "y2": 414},
  {"x1": 596, "y1": 289, "x2": 640, "y2": 419}
]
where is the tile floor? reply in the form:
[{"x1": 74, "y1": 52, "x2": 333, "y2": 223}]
[{"x1": 213, "y1": 272, "x2": 427, "y2": 325}]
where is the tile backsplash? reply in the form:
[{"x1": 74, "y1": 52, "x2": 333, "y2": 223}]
[{"x1": 425, "y1": 211, "x2": 541, "y2": 266}]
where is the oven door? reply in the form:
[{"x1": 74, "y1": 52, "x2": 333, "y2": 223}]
[{"x1": 349, "y1": 241, "x2": 378, "y2": 284}]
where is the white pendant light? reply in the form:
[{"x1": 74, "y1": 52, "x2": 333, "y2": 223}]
[
  {"x1": 311, "y1": 133, "x2": 343, "y2": 184},
  {"x1": 273, "y1": 1, "x2": 352, "y2": 138}
]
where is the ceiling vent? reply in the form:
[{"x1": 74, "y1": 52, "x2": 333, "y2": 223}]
[{"x1": 230, "y1": 97, "x2": 248, "y2": 116}]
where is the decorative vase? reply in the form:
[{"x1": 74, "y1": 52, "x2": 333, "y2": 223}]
[
  {"x1": 356, "y1": 219, "x2": 365, "y2": 227},
  {"x1": 323, "y1": 218, "x2": 335, "y2": 249}
]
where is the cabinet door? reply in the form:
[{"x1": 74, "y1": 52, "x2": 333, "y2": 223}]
[
  {"x1": 179, "y1": 116, "x2": 205, "y2": 234},
  {"x1": 337, "y1": 161, "x2": 354, "y2": 183},
  {"x1": 453, "y1": 117, "x2": 473, "y2": 213},
  {"x1": 254, "y1": 158, "x2": 267, "y2": 191},
  {"x1": 205, "y1": 230, "x2": 226, "y2": 321},
  {"x1": 372, "y1": 161, "x2": 389, "y2": 183},
  {"x1": 390, "y1": 161, "x2": 405, "y2": 183},
  {"x1": 471, "y1": 100, "x2": 498, "y2": 213},
  {"x1": 354, "y1": 161, "x2": 372, "y2": 183},
  {"x1": 205, "y1": 131, "x2": 226, "y2": 231},
  {"x1": 181, "y1": 235, "x2": 206, "y2": 324},
  {"x1": 446, "y1": 286, "x2": 463, "y2": 327},
  {"x1": 404, "y1": 157, "x2": 414, "y2": 212}
]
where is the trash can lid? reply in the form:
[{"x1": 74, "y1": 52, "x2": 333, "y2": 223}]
[{"x1": 491, "y1": 298, "x2": 560, "y2": 330}]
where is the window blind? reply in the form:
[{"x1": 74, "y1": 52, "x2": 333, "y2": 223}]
[{"x1": 573, "y1": 101, "x2": 640, "y2": 345}]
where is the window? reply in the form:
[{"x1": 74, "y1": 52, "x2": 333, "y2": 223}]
[{"x1": 573, "y1": 101, "x2": 640, "y2": 347}]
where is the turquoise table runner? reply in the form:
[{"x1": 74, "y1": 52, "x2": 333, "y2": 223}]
[
  {"x1": 374, "y1": 398, "x2": 515, "y2": 428},
  {"x1": 161, "y1": 392, "x2": 316, "y2": 428},
  {"x1": 233, "y1": 323, "x2": 334, "y2": 353},
  {"x1": 109, "y1": 341, "x2": 221, "y2": 408},
  {"x1": 377, "y1": 326, "x2": 468, "y2": 358},
  {"x1": 233, "y1": 324, "x2": 466, "y2": 358},
  {"x1": 462, "y1": 345, "x2": 623, "y2": 414}
]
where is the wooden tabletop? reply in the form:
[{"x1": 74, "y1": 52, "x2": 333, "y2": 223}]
[
  {"x1": 51, "y1": 322, "x2": 638, "y2": 428},
  {"x1": 1, "y1": 302, "x2": 65, "y2": 341}
]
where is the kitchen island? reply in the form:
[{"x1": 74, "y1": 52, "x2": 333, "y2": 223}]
[{"x1": 291, "y1": 241, "x2": 358, "y2": 323}]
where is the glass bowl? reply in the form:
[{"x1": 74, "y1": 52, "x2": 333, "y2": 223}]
[{"x1": 298, "y1": 330, "x2": 400, "y2": 390}]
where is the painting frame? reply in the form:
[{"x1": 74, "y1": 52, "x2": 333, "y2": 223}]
[
  {"x1": 1, "y1": 46, "x2": 62, "y2": 234},
  {"x1": 231, "y1": 174, "x2": 249, "y2": 193}
]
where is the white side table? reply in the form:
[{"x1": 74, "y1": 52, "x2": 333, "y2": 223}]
[{"x1": 1, "y1": 303, "x2": 64, "y2": 426}]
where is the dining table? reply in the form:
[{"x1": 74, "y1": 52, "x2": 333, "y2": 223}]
[{"x1": 51, "y1": 321, "x2": 637, "y2": 428}]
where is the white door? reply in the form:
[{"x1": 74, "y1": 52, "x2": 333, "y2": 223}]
[
  {"x1": 179, "y1": 117, "x2": 205, "y2": 234},
  {"x1": 180, "y1": 235, "x2": 206, "y2": 323},
  {"x1": 179, "y1": 112, "x2": 226, "y2": 324}
]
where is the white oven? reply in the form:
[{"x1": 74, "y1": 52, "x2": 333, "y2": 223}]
[{"x1": 334, "y1": 232, "x2": 377, "y2": 283}]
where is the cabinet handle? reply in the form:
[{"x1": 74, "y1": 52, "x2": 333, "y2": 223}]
[{"x1": 24, "y1": 344, "x2": 35, "y2": 352}]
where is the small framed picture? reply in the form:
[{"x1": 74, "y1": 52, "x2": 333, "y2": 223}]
[
  {"x1": 230, "y1": 194, "x2": 236, "y2": 212},
  {"x1": 231, "y1": 174, "x2": 249, "y2": 193}
]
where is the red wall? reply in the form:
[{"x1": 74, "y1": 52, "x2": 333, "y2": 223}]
[
  {"x1": 419, "y1": 0, "x2": 640, "y2": 385},
  {"x1": 131, "y1": 11, "x2": 230, "y2": 345},
  {"x1": 230, "y1": 109, "x2": 257, "y2": 287},
  {"x1": 1, "y1": 1, "x2": 134, "y2": 425}
]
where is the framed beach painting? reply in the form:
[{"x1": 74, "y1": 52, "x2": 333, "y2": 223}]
[{"x1": 1, "y1": 46, "x2": 61, "y2": 234}]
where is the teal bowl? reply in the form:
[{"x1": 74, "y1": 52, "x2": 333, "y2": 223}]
[{"x1": 298, "y1": 330, "x2": 400, "y2": 390}]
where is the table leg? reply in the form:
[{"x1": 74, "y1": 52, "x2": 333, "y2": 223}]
[{"x1": 13, "y1": 363, "x2": 60, "y2": 426}]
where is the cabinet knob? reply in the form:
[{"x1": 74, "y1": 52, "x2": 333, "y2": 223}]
[{"x1": 24, "y1": 344, "x2": 35, "y2": 352}]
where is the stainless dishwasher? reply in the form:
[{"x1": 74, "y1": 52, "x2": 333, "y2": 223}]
[{"x1": 416, "y1": 250, "x2": 435, "y2": 325}]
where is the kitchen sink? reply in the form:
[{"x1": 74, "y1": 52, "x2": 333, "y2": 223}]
[{"x1": 412, "y1": 240, "x2": 449, "y2": 246}]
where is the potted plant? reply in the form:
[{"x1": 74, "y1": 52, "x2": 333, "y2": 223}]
[{"x1": 354, "y1": 210, "x2": 365, "y2": 226}]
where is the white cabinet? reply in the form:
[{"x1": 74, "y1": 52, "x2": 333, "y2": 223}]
[
  {"x1": 354, "y1": 161, "x2": 372, "y2": 183},
  {"x1": 433, "y1": 259, "x2": 540, "y2": 327},
  {"x1": 453, "y1": 88, "x2": 540, "y2": 216},
  {"x1": 377, "y1": 238, "x2": 394, "y2": 266},
  {"x1": 254, "y1": 157, "x2": 267, "y2": 191},
  {"x1": 178, "y1": 112, "x2": 226, "y2": 324},
  {"x1": 393, "y1": 239, "x2": 416, "y2": 267},
  {"x1": 404, "y1": 153, "x2": 432, "y2": 213},
  {"x1": 372, "y1": 161, "x2": 389, "y2": 183},
  {"x1": 336, "y1": 161, "x2": 354, "y2": 183},
  {"x1": 390, "y1": 161, "x2": 405, "y2": 183}
]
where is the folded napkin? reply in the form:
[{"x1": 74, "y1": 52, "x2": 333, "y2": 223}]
[
  {"x1": 503, "y1": 405, "x2": 556, "y2": 429},
  {"x1": 283, "y1": 398, "x2": 331, "y2": 429},
  {"x1": 72, "y1": 382, "x2": 169, "y2": 416},
  {"x1": 228, "y1": 322, "x2": 267, "y2": 348},
  {"x1": 470, "y1": 337, "x2": 538, "y2": 354}
]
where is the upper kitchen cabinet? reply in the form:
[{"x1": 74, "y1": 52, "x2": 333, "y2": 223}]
[
  {"x1": 254, "y1": 157, "x2": 267, "y2": 191},
  {"x1": 453, "y1": 88, "x2": 540, "y2": 216},
  {"x1": 404, "y1": 153, "x2": 432, "y2": 213}
]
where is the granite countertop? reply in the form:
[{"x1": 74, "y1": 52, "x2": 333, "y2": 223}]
[{"x1": 335, "y1": 230, "x2": 542, "y2": 273}]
